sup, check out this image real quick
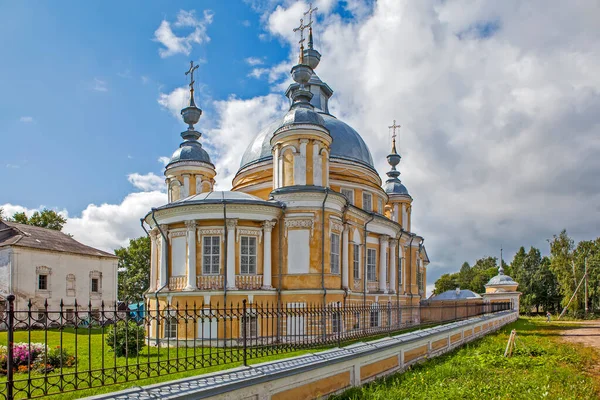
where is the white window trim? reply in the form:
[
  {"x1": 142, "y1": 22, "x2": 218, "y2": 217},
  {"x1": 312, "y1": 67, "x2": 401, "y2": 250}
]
[
  {"x1": 36, "y1": 266, "x2": 52, "y2": 294},
  {"x1": 367, "y1": 248, "x2": 377, "y2": 282},
  {"x1": 340, "y1": 187, "x2": 354, "y2": 204},
  {"x1": 330, "y1": 233, "x2": 340, "y2": 274},
  {"x1": 362, "y1": 192, "x2": 373, "y2": 212},
  {"x1": 89, "y1": 270, "x2": 102, "y2": 296},
  {"x1": 353, "y1": 244, "x2": 360, "y2": 280},
  {"x1": 202, "y1": 235, "x2": 221, "y2": 275},
  {"x1": 240, "y1": 235, "x2": 257, "y2": 275}
]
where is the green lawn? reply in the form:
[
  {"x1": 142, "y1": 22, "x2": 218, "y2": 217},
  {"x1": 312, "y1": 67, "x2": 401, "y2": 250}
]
[
  {"x1": 331, "y1": 318, "x2": 600, "y2": 400},
  {"x1": 0, "y1": 323, "x2": 439, "y2": 399}
]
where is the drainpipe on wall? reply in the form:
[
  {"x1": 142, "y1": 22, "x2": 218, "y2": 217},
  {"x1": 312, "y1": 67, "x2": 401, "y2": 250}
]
[
  {"x1": 397, "y1": 231, "x2": 403, "y2": 309},
  {"x1": 362, "y1": 212, "x2": 375, "y2": 330},
  {"x1": 407, "y1": 234, "x2": 415, "y2": 321},
  {"x1": 277, "y1": 205, "x2": 286, "y2": 341},
  {"x1": 321, "y1": 188, "x2": 330, "y2": 337}
]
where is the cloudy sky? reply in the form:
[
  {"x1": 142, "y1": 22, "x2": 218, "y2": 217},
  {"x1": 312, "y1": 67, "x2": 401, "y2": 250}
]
[{"x1": 1, "y1": 0, "x2": 599, "y2": 294}]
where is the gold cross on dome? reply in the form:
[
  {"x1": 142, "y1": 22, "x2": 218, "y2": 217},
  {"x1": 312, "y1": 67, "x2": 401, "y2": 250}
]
[
  {"x1": 389, "y1": 120, "x2": 401, "y2": 142},
  {"x1": 293, "y1": 18, "x2": 311, "y2": 45},
  {"x1": 185, "y1": 60, "x2": 199, "y2": 91},
  {"x1": 304, "y1": 3, "x2": 318, "y2": 25}
]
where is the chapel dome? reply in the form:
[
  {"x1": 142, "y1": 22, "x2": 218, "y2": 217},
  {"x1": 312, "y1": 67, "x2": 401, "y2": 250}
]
[
  {"x1": 239, "y1": 112, "x2": 374, "y2": 171},
  {"x1": 167, "y1": 141, "x2": 213, "y2": 167},
  {"x1": 384, "y1": 180, "x2": 410, "y2": 196},
  {"x1": 486, "y1": 274, "x2": 518, "y2": 286}
]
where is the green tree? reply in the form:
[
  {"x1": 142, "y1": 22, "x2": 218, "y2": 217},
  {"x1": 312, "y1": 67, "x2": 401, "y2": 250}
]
[
  {"x1": 11, "y1": 209, "x2": 66, "y2": 231},
  {"x1": 536, "y1": 256, "x2": 562, "y2": 313},
  {"x1": 549, "y1": 230, "x2": 578, "y2": 314},
  {"x1": 469, "y1": 257, "x2": 498, "y2": 293},
  {"x1": 0, "y1": 207, "x2": 4, "y2": 220},
  {"x1": 457, "y1": 262, "x2": 473, "y2": 290},
  {"x1": 116, "y1": 236, "x2": 151, "y2": 300},
  {"x1": 433, "y1": 273, "x2": 458, "y2": 295}
]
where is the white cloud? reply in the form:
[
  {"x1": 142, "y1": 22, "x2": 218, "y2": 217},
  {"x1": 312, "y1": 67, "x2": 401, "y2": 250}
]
[
  {"x1": 92, "y1": 78, "x2": 108, "y2": 92},
  {"x1": 63, "y1": 191, "x2": 167, "y2": 252},
  {"x1": 242, "y1": 20, "x2": 251, "y2": 27},
  {"x1": 157, "y1": 86, "x2": 189, "y2": 117},
  {"x1": 158, "y1": 156, "x2": 171, "y2": 166},
  {"x1": 19, "y1": 116, "x2": 34, "y2": 123},
  {"x1": 154, "y1": 9, "x2": 214, "y2": 58},
  {"x1": 233, "y1": 0, "x2": 600, "y2": 286},
  {"x1": 245, "y1": 57, "x2": 265, "y2": 66},
  {"x1": 248, "y1": 67, "x2": 269, "y2": 79},
  {"x1": 5, "y1": 164, "x2": 20, "y2": 169},
  {"x1": 127, "y1": 173, "x2": 165, "y2": 192}
]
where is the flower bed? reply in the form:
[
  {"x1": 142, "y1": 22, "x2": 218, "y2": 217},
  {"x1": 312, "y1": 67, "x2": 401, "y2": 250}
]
[{"x1": 0, "y1": 343, "x2": 76, "y2": 374}]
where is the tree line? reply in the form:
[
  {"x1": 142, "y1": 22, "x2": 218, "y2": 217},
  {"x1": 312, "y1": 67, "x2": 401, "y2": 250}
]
[{"x1": 433, "y1": 230, "x2": 600, "y2": 316}]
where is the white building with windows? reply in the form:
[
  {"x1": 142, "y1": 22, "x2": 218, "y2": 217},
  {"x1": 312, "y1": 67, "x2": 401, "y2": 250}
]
[{"x1": 0, "y1": 220, "x2": 118, "y2": 315}]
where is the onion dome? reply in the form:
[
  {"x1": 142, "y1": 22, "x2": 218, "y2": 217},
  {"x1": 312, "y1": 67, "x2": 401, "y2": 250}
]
[
  {"x1": 486, "y1": 263, "x2": 518, "y2": 287},
  {"x1": 166, "y1": 62, "x2": 213, "y2": 169},
  {"x1": 383, "y1": 129, "x2": 410, "y2": 197}
]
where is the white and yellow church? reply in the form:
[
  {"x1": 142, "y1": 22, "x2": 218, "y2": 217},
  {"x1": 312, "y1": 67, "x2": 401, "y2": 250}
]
[{"x1": 143, "y1": 18, "x2": 429, "y2": 337}]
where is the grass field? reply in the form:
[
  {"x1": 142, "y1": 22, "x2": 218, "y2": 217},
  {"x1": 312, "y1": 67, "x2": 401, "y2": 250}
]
[{"x1": 331, "y1": 318, "x2": 600, "y2": 400}]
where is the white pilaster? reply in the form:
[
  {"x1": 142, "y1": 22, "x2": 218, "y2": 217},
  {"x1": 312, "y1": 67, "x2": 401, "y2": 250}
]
[
  {"x1": 195, "y1": 174, "x2": 202, "y2": 194},
  {"x1": 185, "y1": 220, "x2": 196, "y2": 290},
  {"x1": 393, "y1": 204, "x2": 399, "y2": 223},
  {"x1": 342, "y1": 224, "x2": 349, "y2": 290},
  {"x1": 389, "y1": 239, "x2": 397, "y2": 294},
  {"x1": 226, "y1": 219, "x2": 238, "y2": 290},
  {"x1": 150, "y1": 229, "x2": 158, "y2": 291},
  {"x1": 159, "y1": 225, "x2": 168, "y2": 288},
  {"x1": 273, "y1": 145, "x2": 280, "y2": 189},
  {"x1": 313, "y1": 141, "x2": 322, "y2": 186},
  {"x1": 262, "y1": 221, "x2": 276, "y2": 289},
  {"x1": 379, "y1": 235, "x2": 389, "y2": 293},
  {"x1": 402, "y1": 204, "x2": 407, "y2": 228}
]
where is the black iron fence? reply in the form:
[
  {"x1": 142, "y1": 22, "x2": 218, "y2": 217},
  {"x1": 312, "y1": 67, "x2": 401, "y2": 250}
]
[{"x1": 0, "y1": 295, "x2": 511, "y2": 399}]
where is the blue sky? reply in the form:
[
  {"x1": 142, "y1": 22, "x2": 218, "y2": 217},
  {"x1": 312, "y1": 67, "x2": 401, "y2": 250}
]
[
  {"x1": 2, "y1": 1, "x2": 599, "y2": 293},
  {"x1": 0, "y1": 0, "x2": 288, "y2": 213}
]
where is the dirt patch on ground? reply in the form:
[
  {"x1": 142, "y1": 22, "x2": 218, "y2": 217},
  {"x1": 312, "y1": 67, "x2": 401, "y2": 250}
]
[{"x1": 560, "y1": 320, "x2": 600, "y2": 379}]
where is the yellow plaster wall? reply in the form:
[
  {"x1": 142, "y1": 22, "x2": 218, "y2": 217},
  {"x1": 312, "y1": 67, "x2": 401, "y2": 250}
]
[
  {"x1": 404, "y1": 345, "x2": 428, "y2": 363},
  {"x1": 271, "y1": 371, "x2": 350, "y2": 400},
  {"x1": 360, "y1": 356, "x2": 399, "y2": 381}
]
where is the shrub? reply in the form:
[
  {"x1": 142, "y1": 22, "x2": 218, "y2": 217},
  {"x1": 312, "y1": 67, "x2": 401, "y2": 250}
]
[
  {"x1": 47, "y1": 346, "x2": 76, "y2": 368},
  {"x1": 106, "y1": 320, "x2": 145, "y2": 357}
]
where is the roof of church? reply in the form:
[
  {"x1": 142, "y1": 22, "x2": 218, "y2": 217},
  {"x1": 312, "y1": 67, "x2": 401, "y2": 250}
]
[
  {"x1": 156, "y1": 191, "x2": 283, "y2": 209},
  {"x1": 486, "y1": 273, "x2": 518, "y2": 286},
  {"x1": 0, "y1": 221, "x2": 116, "y2": 258},
  {"x1": 239, "y1": 111, "x2": 375, "y2": 171},
  {"x1": 428, "y1": 289, "x2": 482, "y2": 301}
]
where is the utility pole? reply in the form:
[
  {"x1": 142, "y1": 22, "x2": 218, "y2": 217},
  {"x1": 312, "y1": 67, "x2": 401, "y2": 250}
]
[{"x1": 584, "y1": 257, "x2": 588, "y2": 316}]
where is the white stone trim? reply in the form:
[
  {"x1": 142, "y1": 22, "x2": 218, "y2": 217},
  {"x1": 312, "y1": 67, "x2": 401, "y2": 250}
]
[
  {"x1": 236, "y1": 227, "x2": 263, "y2": 243},
  {"x1": 284, "y1": 218, "x2": 314, "y2": 238}
]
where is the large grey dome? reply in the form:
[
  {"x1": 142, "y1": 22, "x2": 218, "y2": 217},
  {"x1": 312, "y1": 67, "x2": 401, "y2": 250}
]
[
  {"x1": 168, "y1": 141, "x2": 213, "y2": 167},
  {"x1": 239, "y1": 113, "x2": 374, "y2": 171}
]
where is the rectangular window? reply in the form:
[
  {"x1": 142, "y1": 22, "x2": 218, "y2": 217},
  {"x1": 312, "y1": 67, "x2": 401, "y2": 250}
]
[
  {"x1": 353, "y1": 244, "x2": 360, "y2": 280},
  {"x1": 65, "y1": 308, "x2": 74, "y2": 322},
  {"x1": 341, "y1": 188, "x2": 354, "y2": 204},
  {"x1": 353, "y1": 311, "x2": 360, "y2": 330},
  {"x1": 367, "y1": 249, "x2": 377, "y2": 281},
  {"x1": 165, "y1": 317, "x2": 177, "y2": 339},
  {"x1": 330, "y1": 233, "x2": 340, "y2": 274},
  {"x1": 398, "y1": 257, "x2": 402, "y2": 285},
  {"x1": 203, "y1": 236, "x2": 221, "y2": 275},
  {"x1": 38, "y1": 275, "x2": 48, "y2": 290},
  {"x1": 362, "y1": 192, "x2": 372, "y2": 212},
  {"x1": 378, "y1": 198, "x2": 383, "y2": 214},
  {"x1": 91, "y1": 278, "x2": 99, "y2": 293},
  {"x1": 243, "y1": 314, "x2": 258, "y2": 338},
  {"x1": 240, "y1": 236, "x2": 257, "y2": 274},
  {"x1": 91, "y1": 308, "x2": 100, "y2": 321},
  {"x1": 37, "y1": 312, "x2": 47, "y2": 324},
  {"x1": 370, "y1": 309, "x2": 379, "y2": 327},
  {"x1": 332, "y1": 312, "x2": 341, "y2": 333}
]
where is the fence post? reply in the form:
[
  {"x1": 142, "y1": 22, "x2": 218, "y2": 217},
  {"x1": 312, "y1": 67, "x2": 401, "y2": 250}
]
[
  {"x1": 6, "y1": 294, "x2": 15, "y2": 400},
  {"x1": 337, "y1": 301, "x2": 341, "y2": 348},
  {"x1": 242, "y1": 300, "x2": 247, "y2": 366}
]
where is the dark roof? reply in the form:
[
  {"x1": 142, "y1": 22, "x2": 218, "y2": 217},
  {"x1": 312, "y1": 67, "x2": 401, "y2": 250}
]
[
  {"x1": 428, "y1": 289, "x2": 482, "y2": 301},
  {"x1": 0, "y1": 220, "x2": 116, "y2": 258}
]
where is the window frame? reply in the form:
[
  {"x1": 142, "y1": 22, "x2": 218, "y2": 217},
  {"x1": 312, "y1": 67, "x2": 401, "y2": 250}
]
[
  {"x1": 370, "y1": 308, "x2": 380, "y2": 328},
  {"x1": 367, "y1": 248, "x2": 377, "y2": 282},
  {"x1": 240, "y1": 236, "x2": 257, "y2": 275},
  {"x1": 362, "y1": 192, "x2": 372, "y2": 212},
  {"x1": 330, "y1": 233, "x2": 340, "y2": 274},
  {"x1": 202, "y1": 236, "x2": 221, "y2": 275},
  {"x1": 331, "y1": 312, "x2": 341, "y2": 333},
  {"x1": 341, "y1": 188, "x2": 354, "y2": 204},
  {"x1": 164, "y1": 316, "x2": 178, "y2": 339},
  {"x1": 353, "y1": 244, "x2": 360, "y2": 280},
  {"x1": 38, "y1": 274, "x2": 48, "y2": 291},
  {"x1": 91, "y1": 278, "x2": 99, "y2": 293}
]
